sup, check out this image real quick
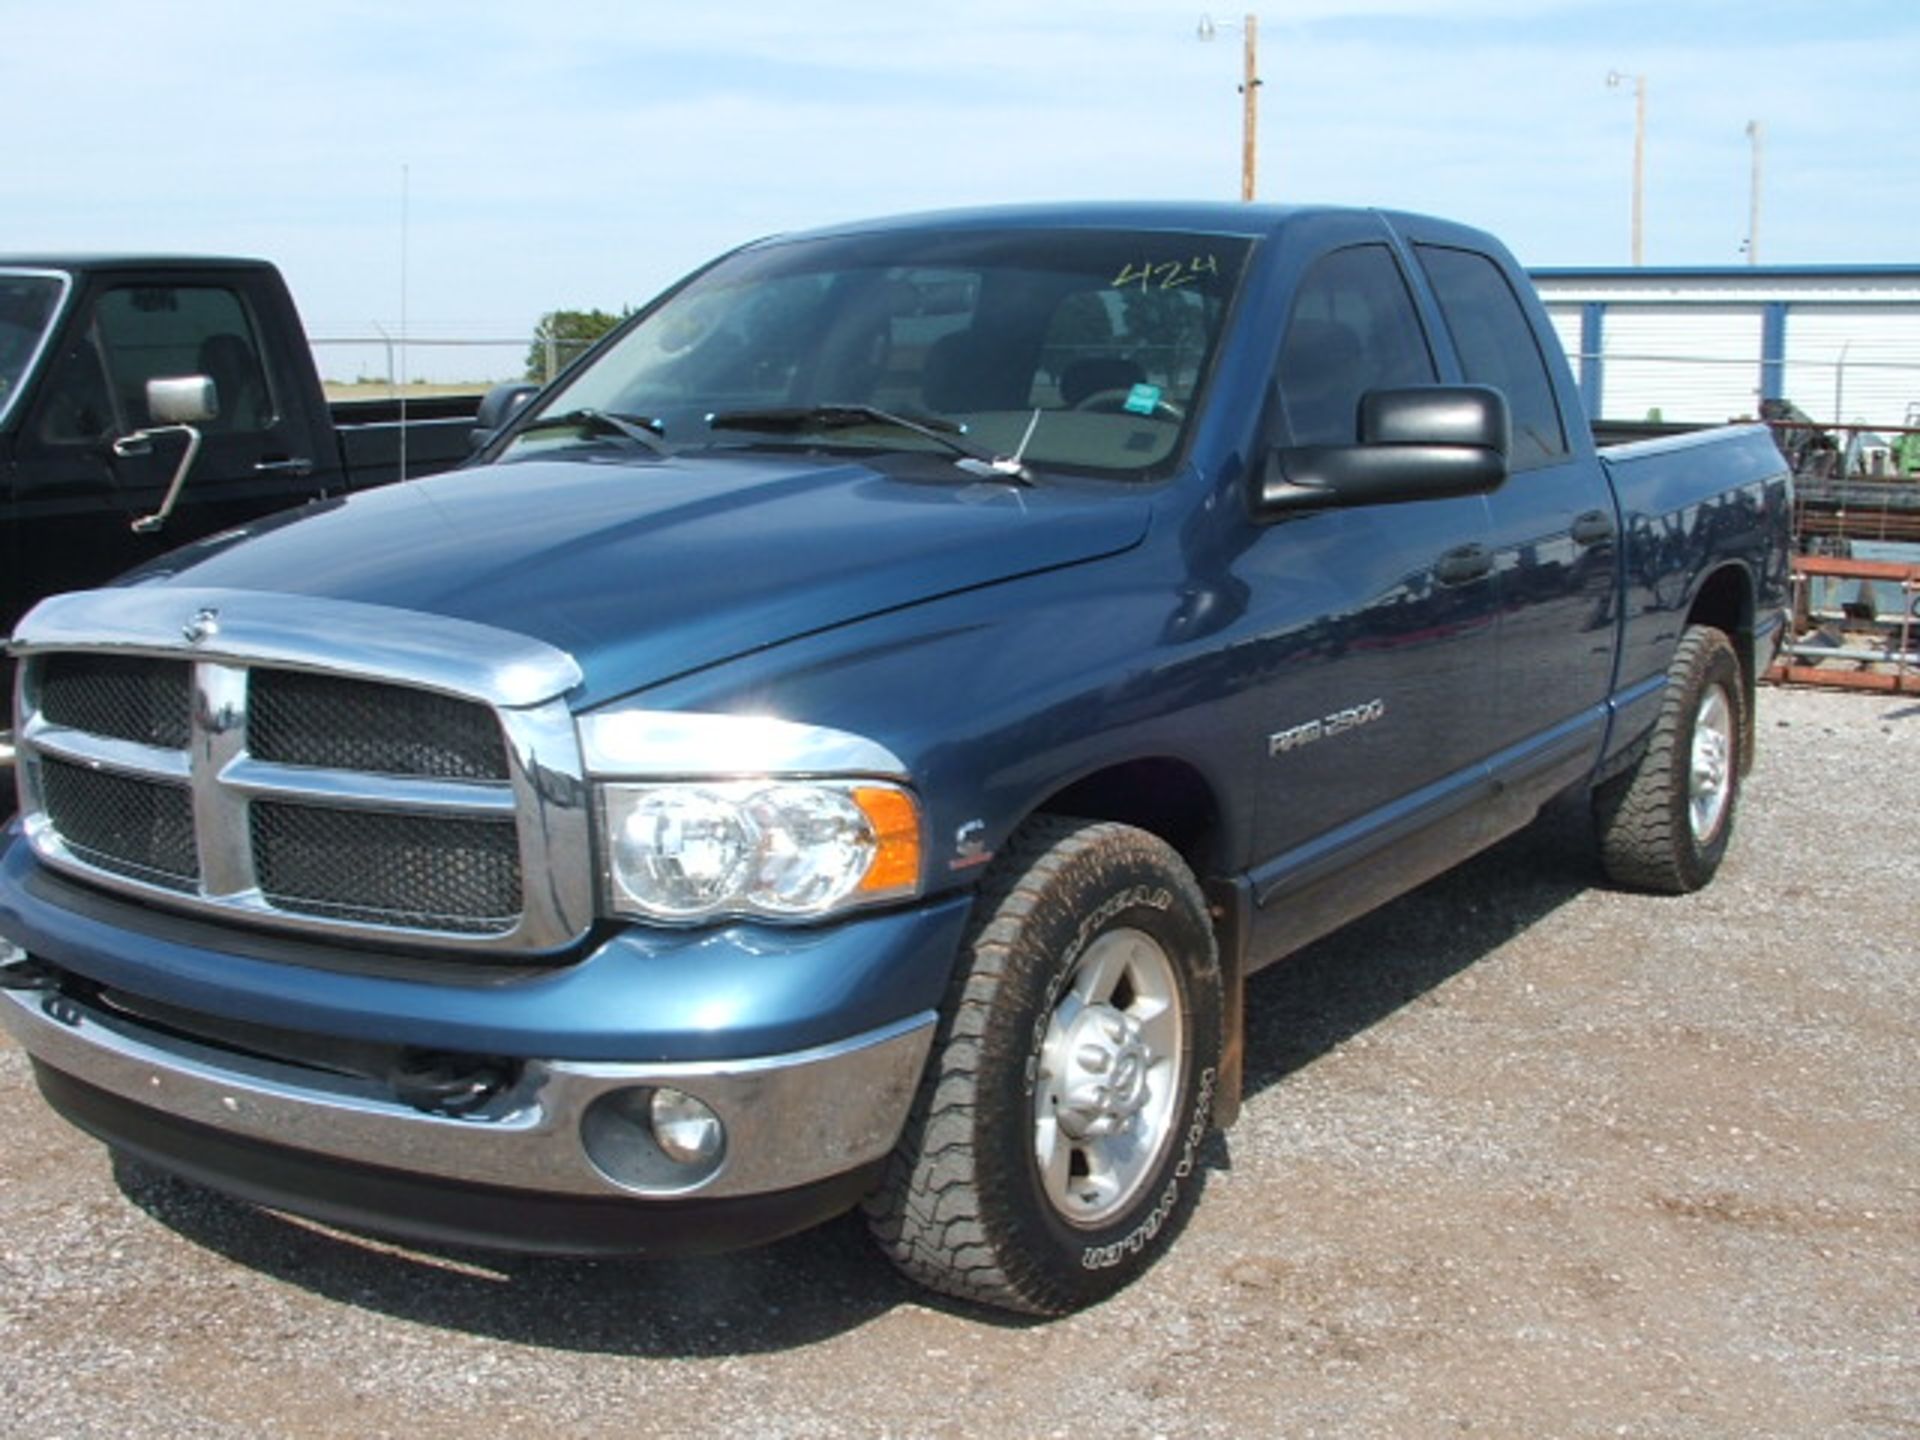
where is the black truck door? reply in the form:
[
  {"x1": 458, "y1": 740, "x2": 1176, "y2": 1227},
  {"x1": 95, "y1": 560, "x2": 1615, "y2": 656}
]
[{"x1": 7, "y1": 275, "x2": 317, "y2": 618}]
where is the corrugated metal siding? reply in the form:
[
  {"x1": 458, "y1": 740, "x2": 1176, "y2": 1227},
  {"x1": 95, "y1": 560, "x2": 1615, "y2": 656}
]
[
  {"x1": 1600, "y1": 306, "x2": 1764, "y2": 422},
  {"x1": 1527, "y1": 269, "x2": 1920, "y2": 430},
  {"x1": 1545, "y1": 305, "x2": 1584, "y2": 367},
  {"x1": 1780, "y1": 306, "x2": 1920, "y2": 427}
]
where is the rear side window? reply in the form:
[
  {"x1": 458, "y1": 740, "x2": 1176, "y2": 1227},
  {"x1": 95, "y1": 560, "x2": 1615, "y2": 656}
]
[
  {"x1": 1415, "y1": 245, "x2": 1568, "y2": 470},
  {"x1": 1276, "y1": 245, "x2": 1436, "y2": 446}
]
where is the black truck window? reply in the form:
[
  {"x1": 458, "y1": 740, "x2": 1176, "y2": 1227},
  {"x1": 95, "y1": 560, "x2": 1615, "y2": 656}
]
[
  {"x1": 34, "y1": 336, "x2": 117, "y2": 444},
  {"x1": 93, "y1": 285, "x2": 275, "y2": 434},
  {"x1": 1276, "y1": 245, "x2": 1436, "y2": 446},
  {"x1": 0, "y1": 272, "x2": 67, "y2": 427},
  {"x1": 1415, "y1": 245, "x2": 1568, "y2": 470}
]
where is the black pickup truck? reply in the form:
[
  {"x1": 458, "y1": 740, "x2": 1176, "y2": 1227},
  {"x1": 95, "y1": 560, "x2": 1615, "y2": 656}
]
[
  {"x1": 0, "y1": 257, "x2": 482, "y2": 771},
  {"x1": 0, "y1": 205, "x2": 1792, "y2": 1314}
]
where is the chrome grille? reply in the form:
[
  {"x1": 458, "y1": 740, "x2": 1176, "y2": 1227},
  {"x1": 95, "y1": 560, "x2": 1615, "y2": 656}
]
[
  {"x1": 38, "y1": 654, "x2": 192, "y2": 749},
  {"x1": 39, "y1": 757, "x2": 198, "y2": 892},
  {"x1": 249, "y1": 670, "x2": 510, "y2": 780},
  {"x1": 253, "y1": 801, "x2": 522, "y2": 934},
  {"x1": 13, "y1": 591, "x2": 592, "y2": 956}
]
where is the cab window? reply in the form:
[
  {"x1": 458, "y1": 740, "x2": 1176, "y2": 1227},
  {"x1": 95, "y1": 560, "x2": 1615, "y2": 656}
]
[
  {"x1": 1415, "y1": 245, "x2": 1568, "y2": 470},
  {"x1": 92, "y1": 285, "x2": 276, "y2": 434},
  {"x1": 1276, "y1": 245, "x2": 1436, "y2": 446}
]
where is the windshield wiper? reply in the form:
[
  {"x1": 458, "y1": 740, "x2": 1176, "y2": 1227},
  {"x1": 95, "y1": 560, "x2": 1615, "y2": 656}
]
[
  {"x1": 706, "y1": 404, "x2": 1033, "y2": 483},
  {"x1": 514, "y1": 408, "x2": 669, "y2": 455}
]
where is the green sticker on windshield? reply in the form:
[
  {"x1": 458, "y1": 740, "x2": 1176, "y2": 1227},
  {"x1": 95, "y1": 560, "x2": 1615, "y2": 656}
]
[{"x1": 1123, "y1": 383, "x2": 1163, "y2": 415}]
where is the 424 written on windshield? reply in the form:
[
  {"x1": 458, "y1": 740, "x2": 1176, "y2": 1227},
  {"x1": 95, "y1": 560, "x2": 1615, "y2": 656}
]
[{"x1": 1111, "y1": 255, "x2": 1222, "y2": 292}]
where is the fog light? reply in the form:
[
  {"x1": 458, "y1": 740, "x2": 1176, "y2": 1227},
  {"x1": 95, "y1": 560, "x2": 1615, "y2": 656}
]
[
  {"x1": 580, "y1": 1085, "x2": 728, "y2": 1193},
  {"x1": 649, "y1": 1087, "x2": 725, "y2": 1167}
]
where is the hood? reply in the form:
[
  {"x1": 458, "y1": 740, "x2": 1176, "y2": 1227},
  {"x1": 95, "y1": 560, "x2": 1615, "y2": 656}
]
[{"x1": 127, "y1": 452, "x2": 1152, "y2": 705}]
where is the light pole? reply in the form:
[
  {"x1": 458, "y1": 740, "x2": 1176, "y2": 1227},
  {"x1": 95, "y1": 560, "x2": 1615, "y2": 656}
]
[
  {"x1": 1198, "y1": 13, "x2": 1262, "y2": 202},
  {"x1": 1744, "y1": 120, "x2": 1764, "y2": 266},
  {"x1": 1606, "y1": 70, "x2": 1647, "y2": 265}
]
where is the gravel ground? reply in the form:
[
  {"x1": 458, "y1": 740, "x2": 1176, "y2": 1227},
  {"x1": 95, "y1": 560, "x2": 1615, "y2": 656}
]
[{"x1": 1, "y1": 684, "x2": 1914, "y2": 1439}]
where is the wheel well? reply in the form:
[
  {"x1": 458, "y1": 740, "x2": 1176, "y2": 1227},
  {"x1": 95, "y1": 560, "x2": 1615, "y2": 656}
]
[
  {"x1": 1031, "y1": 758, "x2": 1245, "y2": 1129},
  {"x1": 1035, "y1": 759, "x2": 1226, "y2": 875},
  {"x1": 1687, "y1": 562, "x2": 1758, "y2": 771},
  {"x1": 1687, "y1": 564, "x2": 1754, "y2": 659}
]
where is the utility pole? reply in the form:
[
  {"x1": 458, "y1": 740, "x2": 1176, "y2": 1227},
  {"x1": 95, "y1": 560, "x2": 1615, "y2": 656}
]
[
  {"x1": 1607, "y1": 71, "x2": 1647, "y2": 265},
  {"x1": 1745, "y1": 120, "x2": 1764, "y2": 266},
  {"x1": 1199, "y1": 13, "x2": 1263, "y2": 202},
  {"x1": 1239, "y1": 13, "x2": 1260, "y2": 203}
]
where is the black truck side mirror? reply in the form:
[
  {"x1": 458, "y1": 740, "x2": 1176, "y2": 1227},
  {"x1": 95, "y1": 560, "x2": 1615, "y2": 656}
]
[
  {"x1": 113, "y1": 375, "x2": 220, "y2": 533},
  {"x1": 1260, "y1": 385, "x2": 1510, "y2": 513}
]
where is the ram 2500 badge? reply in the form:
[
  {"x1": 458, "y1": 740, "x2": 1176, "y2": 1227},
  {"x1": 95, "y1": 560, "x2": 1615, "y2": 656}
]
[{"x1": 1, "y1": 204, "x2": 1790, "y2": 1314}]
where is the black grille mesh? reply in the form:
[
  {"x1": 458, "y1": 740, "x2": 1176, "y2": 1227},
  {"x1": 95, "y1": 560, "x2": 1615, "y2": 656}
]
[
  {"x1": 249, "y1": 670, "x2": 509, "y2": 780},
  {"x1": 252, "y1": 802, "x2": 521, "y2": 935},
  {"x1": 37, "y1": 654, "x2": 191, "y2": 749},
  {"x1": 39, "y1": 757, "x2": 198, "y2": 892}
]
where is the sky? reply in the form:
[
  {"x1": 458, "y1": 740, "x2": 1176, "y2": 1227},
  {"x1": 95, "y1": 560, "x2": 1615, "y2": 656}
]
[{"x1": 8, "y1": 0, "x2": 1918, "y2": 381}]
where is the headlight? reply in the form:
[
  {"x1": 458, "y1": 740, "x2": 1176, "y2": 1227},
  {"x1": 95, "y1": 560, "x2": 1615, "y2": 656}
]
[{"x1": 601, "y1": 779, "x2": 921, "y2": 923}]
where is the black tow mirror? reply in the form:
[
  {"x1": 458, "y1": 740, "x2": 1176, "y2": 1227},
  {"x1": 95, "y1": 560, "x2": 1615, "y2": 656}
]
[
  {"x1": 469, "y1": 381, "x2": 542, "y2": 451},
  {"x1": 1261, "y1": 385, "x2": 1510, "y2": 513}
]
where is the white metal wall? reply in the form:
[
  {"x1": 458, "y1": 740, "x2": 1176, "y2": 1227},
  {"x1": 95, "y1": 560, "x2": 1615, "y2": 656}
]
[
  {"x1": 1544, "y1": 305, "x2": 1584, "y2": 376},
  {"x1": 1780, "y1": 306, "x2": 1920, "y2": 427},
  {"x1": 1600, "y1": 306, "x2": 1765, "y2": 422},
  {"x1": 1531, "y1": 271, "x2": 1920, "y2": 428}
]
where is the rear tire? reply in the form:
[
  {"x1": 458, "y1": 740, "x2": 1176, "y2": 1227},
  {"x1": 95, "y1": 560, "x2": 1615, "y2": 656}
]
[
  {"x1": 1594, "y1": 624, "x2": 1745, "y2": 893},
  {"x1": 864, "y1": 817, "x2": 1222, "y2": 1315}
]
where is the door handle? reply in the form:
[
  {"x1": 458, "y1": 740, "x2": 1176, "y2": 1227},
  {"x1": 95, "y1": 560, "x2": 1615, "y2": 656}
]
[
  {"x1": 1571, "y1": 508, "x2": 1616, "y2": 547},
  {"x1": 1434, "y1": 542, "x2": 1493, "y2": 586},
  {"x1": 253, "y1": 457, "x2": 315, "y2": 477}
]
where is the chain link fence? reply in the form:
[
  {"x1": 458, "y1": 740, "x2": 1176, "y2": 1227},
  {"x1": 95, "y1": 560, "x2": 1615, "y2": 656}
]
[{"x1": 308, "y1": 336, "x2": 602, "y2": 397}]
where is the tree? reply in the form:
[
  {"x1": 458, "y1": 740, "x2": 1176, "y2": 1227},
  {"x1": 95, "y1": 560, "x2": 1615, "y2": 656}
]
[{"x1": 526, "y1": 307, "x2": 630, "y2": 382}]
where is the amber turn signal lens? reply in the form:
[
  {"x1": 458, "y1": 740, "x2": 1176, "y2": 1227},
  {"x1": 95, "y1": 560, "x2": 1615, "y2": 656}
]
[{"x1": 853, "y1": 785, "x2": 922, "y2": 893}]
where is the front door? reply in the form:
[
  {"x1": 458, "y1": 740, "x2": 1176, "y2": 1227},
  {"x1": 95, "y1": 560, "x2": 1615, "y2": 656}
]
[{"x1": 1235, "y1": 242, "x2": 1500, "y2": 925}]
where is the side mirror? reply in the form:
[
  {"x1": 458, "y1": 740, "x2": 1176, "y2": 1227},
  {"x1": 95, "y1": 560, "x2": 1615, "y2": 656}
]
[
  {"x1": 112, "y1": 376, "x2": 219, "y2": 534},
  {"x1": 148, "y1": 374, "x2": 218, "y2": 425},
  {"x1": 470, "y1": 381, "x2": 541, "y2": 450},
  {"x1": 1261, "y1": 385, "x2": 1510, "y2": 513}
]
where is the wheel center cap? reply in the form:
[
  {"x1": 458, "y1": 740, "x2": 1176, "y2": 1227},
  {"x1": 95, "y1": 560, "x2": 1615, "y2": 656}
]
[{"x1": 1054, "y1": 1002, "x2": 1154, "y2": 1138}]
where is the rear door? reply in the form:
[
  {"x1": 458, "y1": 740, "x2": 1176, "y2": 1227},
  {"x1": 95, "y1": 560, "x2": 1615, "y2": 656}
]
[{"x1": 1407, "y1": 236, "x2": 1620, "y2": 811}]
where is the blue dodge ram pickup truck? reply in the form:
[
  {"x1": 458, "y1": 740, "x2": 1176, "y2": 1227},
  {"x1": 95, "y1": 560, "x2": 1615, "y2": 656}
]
[{"x1": 0, "y1": 204, "x2": 1789, "y2": 1314}]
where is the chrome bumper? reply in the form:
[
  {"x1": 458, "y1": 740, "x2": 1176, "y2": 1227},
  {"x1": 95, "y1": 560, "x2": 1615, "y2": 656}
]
[{"x1": 0, "y1": 981, "x2": 933, "y2": 1201}]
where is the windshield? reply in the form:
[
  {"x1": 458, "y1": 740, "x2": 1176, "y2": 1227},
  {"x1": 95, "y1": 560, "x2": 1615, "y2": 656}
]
[
  {"x1": 0, "y1": 270, "x2": 70, "y2": 428},
  {"x1": 513, "y1": 227, "x2": 1253, "y2": 478}
]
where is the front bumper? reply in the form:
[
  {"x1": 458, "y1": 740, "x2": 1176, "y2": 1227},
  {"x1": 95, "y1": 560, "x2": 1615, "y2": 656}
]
[
  {"x1": 0, "y1": 978, "x2": 932, "y2": 1204},
  {"x1": 0, "y1": 825, "x2": 971, "y2": 1252},
  {"x1": 35, "y1": 1063, "x2": 887, "y2": 1256}
]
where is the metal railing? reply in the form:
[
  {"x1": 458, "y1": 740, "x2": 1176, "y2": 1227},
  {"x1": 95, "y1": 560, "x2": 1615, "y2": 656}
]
[
  {"x1": 1769, "y1": 554, "x2": 1920, "y2": 695},
  {"x1": 1563, "y1": 347, "x2": 1920, "y2": 433}
]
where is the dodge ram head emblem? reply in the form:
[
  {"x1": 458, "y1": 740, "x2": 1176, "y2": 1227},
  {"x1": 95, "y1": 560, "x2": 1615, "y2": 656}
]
[{"x1": 182, "y1": 607, "x2": 220, "y2": 644}]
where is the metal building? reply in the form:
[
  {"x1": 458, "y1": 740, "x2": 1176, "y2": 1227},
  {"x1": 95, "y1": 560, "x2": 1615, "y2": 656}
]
[{"x1": 1529, "y1": 266, "x2": 1920, "y2": 429}]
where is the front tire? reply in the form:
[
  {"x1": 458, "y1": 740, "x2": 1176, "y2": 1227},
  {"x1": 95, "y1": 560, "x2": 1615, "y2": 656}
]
[
  {"x1": 864, "y1": 817, "x2": 1222, "y2": 1315},
  {"x1": 1594, "y1": 624, "x2": 1745, "y2": 893}
]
